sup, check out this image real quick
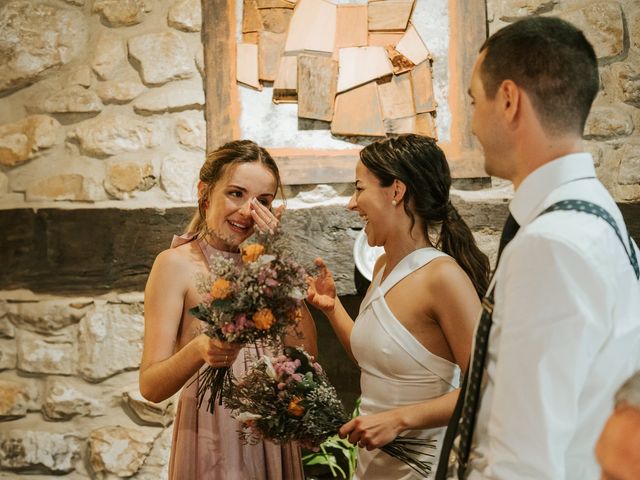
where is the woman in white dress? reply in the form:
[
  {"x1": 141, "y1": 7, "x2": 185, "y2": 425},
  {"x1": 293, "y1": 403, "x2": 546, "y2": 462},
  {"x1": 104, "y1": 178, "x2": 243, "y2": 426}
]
[{"x1": 307, "y1": 134, "x2": 489, "y2": 479}]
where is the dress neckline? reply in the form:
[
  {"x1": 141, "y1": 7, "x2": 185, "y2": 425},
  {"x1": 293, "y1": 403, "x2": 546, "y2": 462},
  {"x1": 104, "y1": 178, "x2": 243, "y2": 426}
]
[{"x1": 196, "y1": 237, "x2": 242, "y2": 266}]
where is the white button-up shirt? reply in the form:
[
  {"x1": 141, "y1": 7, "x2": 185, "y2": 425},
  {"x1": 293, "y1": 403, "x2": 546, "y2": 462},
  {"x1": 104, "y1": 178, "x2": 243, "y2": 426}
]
[{"x1": 467, "y1": 153, "x2": 640, "y2": 480}]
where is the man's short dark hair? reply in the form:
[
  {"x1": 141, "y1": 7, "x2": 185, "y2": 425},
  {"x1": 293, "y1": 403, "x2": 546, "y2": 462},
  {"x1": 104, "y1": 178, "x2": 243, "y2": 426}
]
[{"x1": 480, "y1": 16, "x2": 599, "y2": 136}]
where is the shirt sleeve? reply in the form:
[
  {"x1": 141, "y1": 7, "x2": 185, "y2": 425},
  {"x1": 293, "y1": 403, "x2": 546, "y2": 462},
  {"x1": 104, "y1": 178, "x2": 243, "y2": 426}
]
[{"x1": 471, "y1": 232, "x2": 610, "y2": 480}]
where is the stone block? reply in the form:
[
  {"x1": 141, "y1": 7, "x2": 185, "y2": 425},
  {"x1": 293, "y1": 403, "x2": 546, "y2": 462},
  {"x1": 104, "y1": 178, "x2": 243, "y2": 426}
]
[
  {"x1": 499, "y1": 0, "x2": 557, "y2": 20},
  {"x1": 618, "y1": 143, "x2": 640, "y2": 186},
  {"x1": 67, "y1": 114, "x2": 156, "y2": 157},
  {"x1": 0, "y1": 340, "x2": 17, "y2": 370},
  {"x1": 631, "y1": 7, "x2": 640, "y2": 52},
  {"x1": 128, "y1": 31, "x2": 195, "y2": 86},
  {"x1": 25, "y1": 173, "x2": 106, "y2": 202},
  {"x1": 160, "y1": 153, "x2": 203, "y2": 202},
  {"x1": 175, "y1": 113, "x2": 206, "y2": 150},
  {"x1": 168, "y1": 0, "x2": 202, "y2": 32},
  {"x1": 617, "y1": 64, "x2": 640, "y2": 108},
  {"x1": 77, "y1": 303, "x2": 144, "y2": 382},
  {"x1": 27, "y1": 86, "x2": 103, "y2": 114},
  {"x1": 42, "y1": 377, "x2": 104, "y2": 420},
  {"x1": 584, "y1": 106, "x2": 634, "y2": 139},
  {"x1": 105, "y1": 160, "x2": 156, "y2": 199},
  {"x1": 88, "y1": 426, "x2": 155, "y2": 478},
  {"x1": 0, "y1": 2, "x2": 88, "y2": 94},
  {"x1": 7, "y1": 299, "x2": 91, "y2": 334},
  {"x1": 122, "y1": 386, "x2": 175, "y2": 426},
  {"x1": 97, "y1": 80, "x2": 146, "y2": 104},
  {"x1": 16, "y1": 327, "x2": 77, "y2": 375},
  {"x1": 135, "y1": 426, "x2": 172, "y2": 479},
  {"x1": 91, "y1": 33, "x2": 127, "y2": 81},
  {"x1": 0, "y1": 115, "x2": 61, "y2": 167},
  {"x1": 0, "y1": 430, "x2": 81, "y2": 474},
  {"x1": 0, "y1": 379, "x2": 30, "y2": 420},
  {"x1": 93, "y1": 0, "x2": 150, "y2": 27},
  {"x1": 561, "y1": 2, "x2": 624, "y2": 61},
  {"x1": 0, "y1": 314, "x2": 15, "y2": 339},
  {"x1": 133, "y1": 80, "x2": 205, "y2": 114}
]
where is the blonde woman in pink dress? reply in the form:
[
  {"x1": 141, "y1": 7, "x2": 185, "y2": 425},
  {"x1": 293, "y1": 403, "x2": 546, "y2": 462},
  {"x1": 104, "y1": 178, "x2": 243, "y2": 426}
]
[{"x1": 139, "y1": 140, "x2": 317, "y2": 480}]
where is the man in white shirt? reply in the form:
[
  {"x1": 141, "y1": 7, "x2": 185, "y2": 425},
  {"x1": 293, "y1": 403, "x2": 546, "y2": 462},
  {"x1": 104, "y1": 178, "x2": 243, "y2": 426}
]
[{"x1": 436, "y1": 16, "x2": 640, "y2": 480}]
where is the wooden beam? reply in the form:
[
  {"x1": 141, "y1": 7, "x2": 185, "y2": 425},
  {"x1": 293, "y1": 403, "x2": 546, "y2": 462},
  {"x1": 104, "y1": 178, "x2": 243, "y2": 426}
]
[
  {"x1": 440, "y1": 0, "x2": 487, "y2": 177},
  {"x1": 269, "y1": 148, "x2": 359, "y2": 184},
  {"x1": 201, "y1": 0, "x2": 239, "y2": 151}
]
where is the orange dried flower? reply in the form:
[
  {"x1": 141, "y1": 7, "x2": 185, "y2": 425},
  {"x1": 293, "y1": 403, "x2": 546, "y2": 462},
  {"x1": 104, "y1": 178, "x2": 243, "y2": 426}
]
[
  {"x1": 253, "y1": 308, "x2": 275, "y2": 330},
  {"x1": 287, "y1": 396, "x2": 305, "y2": 417},
  {"x1": 242, "y1": 243, "x2": 265, "y2": 263},
  {"x1": 210, "y1": 278, "x2": 232, "y2": 300}
]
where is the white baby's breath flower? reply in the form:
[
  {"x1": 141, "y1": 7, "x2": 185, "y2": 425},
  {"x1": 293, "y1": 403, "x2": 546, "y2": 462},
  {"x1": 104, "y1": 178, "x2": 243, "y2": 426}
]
[
  {"x1": 235, "y1": 412, "x2": 262, "y2": 423},
  {"x1": 261, "y1": 356, "x2": 278, "y2": 380}
]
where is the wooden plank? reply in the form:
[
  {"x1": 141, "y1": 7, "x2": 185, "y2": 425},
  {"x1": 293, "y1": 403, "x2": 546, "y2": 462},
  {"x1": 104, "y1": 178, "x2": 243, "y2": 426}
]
[
  {"x1": 257, "y1": 0, "x2": 294, "y2": 8},
  {"x1": 269, "y1": 148, "x2": 360, "y2": 184},
  {"x1": 242, "y1": 0, "x2": 262, "y2": 33},
  {"x1": 384, "y1": 115, "x2": 415, "y2": 134},
  {"x1": 411, "y1": 60, "x2": 436, "y2": 113},
  {"x1": 285, "y1": 0, "x2": 336, "y2": 54},
  {"x1": 385, "y1": 44, "x2": 414, "y2": 74},
  {"x1": 441, "y1": 0, "x2": 488, "y2": 178},
  {"x1": 259, "y1": 30, "x2": 286, "y2": 81},
  {"x1": 237, "y1": 43, "x2": 262, "y2": 90},
  {"x1": 260, "y1": 7, "x2": 293, "y2": 33},
  {"x1": 337, "y1": 46, "x2": 393, "y2": 93},
  {"x1": 377, "y1": 71, "x2": 414, "y2": 120},
  {"x1": 243, "y1": 32, "x2": 259, "y2": 43},
  {"x1": 396, "y1": 23, "x2": 430, "y2": 65},
  {"x1": 367, "y1": 0, "x2": 414, "y2": 32},
  {"x1": 331, "y1": 81, "x2": 386, "y2": 136},
  {"x1": 415, "y1": 112, "x2": 437, "y2": 139},
  {"x1": 368, "y1": 31, "x2": 404, "y2": 47},
  {"x1": 297, "y1": 54, "x2": 338, "y2": 121},
  {"x1": 335, "y1": 4, "x2": 368, "y2": 49},
  {"x1": 273, "y1": 55, "x2": 297, "y2": 103},
  {"x1": 202, "y1": 0, "x2": 238, "y2": 150}
]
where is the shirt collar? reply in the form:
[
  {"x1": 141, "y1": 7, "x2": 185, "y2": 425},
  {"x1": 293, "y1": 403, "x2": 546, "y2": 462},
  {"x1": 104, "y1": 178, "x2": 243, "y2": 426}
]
[{"x1": 510, "y1": 152, "x2": 596, "y2": 226}]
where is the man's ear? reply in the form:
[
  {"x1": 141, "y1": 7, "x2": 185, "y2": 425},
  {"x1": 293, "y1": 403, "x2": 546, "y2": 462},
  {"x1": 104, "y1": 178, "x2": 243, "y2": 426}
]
[{"x1": 499, "y1": 79, "x2": 521, "y2": 124}]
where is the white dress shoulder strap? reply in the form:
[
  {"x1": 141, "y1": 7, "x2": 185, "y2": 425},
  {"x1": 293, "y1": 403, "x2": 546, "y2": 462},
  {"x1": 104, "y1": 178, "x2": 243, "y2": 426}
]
[{"x1": 379, "y1": 247, "x2": 449, "y2": 295}]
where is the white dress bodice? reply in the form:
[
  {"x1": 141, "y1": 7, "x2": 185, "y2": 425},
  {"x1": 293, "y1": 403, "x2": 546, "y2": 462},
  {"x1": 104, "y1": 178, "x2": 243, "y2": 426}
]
[{"x1": 351, "y1": 248, "x2": 461, "y2": 479}]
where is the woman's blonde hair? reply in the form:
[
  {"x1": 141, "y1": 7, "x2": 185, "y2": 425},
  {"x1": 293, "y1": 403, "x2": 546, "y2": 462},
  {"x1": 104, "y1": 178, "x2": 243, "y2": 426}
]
[{"x1": 186, "y1": 140, "x2": 283, "y2": 236}]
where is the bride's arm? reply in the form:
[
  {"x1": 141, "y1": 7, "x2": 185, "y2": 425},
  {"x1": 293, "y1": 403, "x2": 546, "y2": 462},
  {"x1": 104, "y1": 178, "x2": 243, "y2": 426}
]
[{"x1": 284, "y1": 302, "x2": 318, "y2": 358}]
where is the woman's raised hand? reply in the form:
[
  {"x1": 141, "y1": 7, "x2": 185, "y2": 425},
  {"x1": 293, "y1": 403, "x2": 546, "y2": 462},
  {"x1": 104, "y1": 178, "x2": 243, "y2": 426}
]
[
  {"x1": 306, "y1": 258, "x2": 337, "y2": 314},
  {"x1": 198, "y1": 335, "x2": 241, "y2": 367},
  {"x1": 250, "y1": 198, "x2": 284, "y2": 235}
]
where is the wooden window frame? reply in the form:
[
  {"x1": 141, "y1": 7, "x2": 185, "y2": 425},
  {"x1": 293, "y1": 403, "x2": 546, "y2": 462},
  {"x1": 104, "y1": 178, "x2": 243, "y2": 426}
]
[{"x1": 201, "y1": 0, "x2": 487, "y2": 185}]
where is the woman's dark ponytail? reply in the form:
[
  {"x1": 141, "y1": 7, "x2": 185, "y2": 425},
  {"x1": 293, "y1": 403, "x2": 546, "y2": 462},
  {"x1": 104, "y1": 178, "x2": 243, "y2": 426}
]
[{"x1": 439, "y1": 202, "x2": 490, "y2": 298}]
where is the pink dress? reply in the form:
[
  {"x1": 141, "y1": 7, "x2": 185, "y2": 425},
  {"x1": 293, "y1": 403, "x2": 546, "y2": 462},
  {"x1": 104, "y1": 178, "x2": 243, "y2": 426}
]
[{"x1": 168, "y1": 234, "x2": 304, "y2": 480}]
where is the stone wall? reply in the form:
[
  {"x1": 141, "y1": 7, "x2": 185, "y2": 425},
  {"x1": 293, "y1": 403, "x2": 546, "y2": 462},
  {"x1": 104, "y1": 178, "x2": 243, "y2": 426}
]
[{"x1": 0, "y1": 0, "x2": 639, "y2": 478}]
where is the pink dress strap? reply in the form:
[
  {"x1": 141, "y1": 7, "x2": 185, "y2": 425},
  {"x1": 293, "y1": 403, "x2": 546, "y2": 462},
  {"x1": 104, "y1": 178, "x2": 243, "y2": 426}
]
[{"x1": 170, "y1": 232, "x2": 198, "y2": 249}]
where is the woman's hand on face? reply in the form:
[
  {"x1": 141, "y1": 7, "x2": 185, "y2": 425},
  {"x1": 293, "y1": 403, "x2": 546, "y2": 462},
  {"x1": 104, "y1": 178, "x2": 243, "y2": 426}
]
[
  {"x1": 198, "y1": 335, "x2": 241, "y2": 367},
  {"x1": 339, "y1": 411, "x2": 403, "y2": 451},
  {"x1": 250, "y1": 198, "x2": 284, "y2": 235},
  {"x1": 306, "y1": 258, "x2": 337, "y2": 314}
]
